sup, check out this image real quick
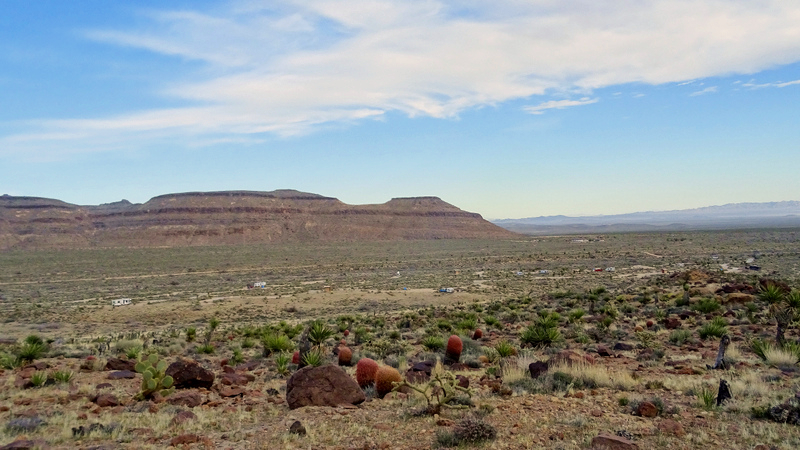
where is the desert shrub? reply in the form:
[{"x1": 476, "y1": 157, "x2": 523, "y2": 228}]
[
  {"x1": 437, "y1": 320, "x2": 453, "y2": 331},
  {"x1": 568, "y1": 309, "x2": 585, "y2": 323},
  {"x1": 196, "y1": 344, "x2": 215, "y2": 354},
  {"x1": 457, "y1": 318, "x2": 478, "y2": 331},
  {"x1": 483, "y1": 315, "x2": 501, "y2": 329},
  {"x1": 17, "y1": 342, "x2": 46, "y2": 364},
  {"x1": 230, "y1": 348, "x2": 244, "y2": 365},
  {"x1": 698, "y1": 386, "x2": 716, "y2": 410},
  {"x1": 241, "y1": 337, "x2": 256, "y2": 349},
  {"x1": 51, "y1": 370, "x2": 74, "y2": 384},
  {"x1": 125, "y1": 346, "x2": 143, "y2": 360},
  {"x1": 494, "y1": 340, "x2": 516, "y2": 358},
  {"x1": 185, "y1": 327, "x2": 197, "y2": 342},
  {"x1": 698, "y1": 317, "x2": 728, "y2": 339},
  {"x1": 435, "y1": 418, "x2": 497, "y2": 447},
  {"x1": 548, "y1": 360, "x2": 637, "y2": 391},
  {"x1": 262, "y1": 332, "x2": 294, "y2": 356},
  {"x1": 764, "y1": 346, "x2": 800, "y2": 369},
  {"x1": 308, "y1": 320, "x2": 335, "y2": 347},
  {"x1": 30, "y1": 371, "x2": 48, "y2": 388},
  {"x1": 669, "y1": 329, "x2": 691, "y2": 346},
  {"x1": 694, "y1": 298, "x2": 721, "y2": 314},
  {"x1": 422, "y1": 336, "x2": 445, "y2": 352},
  {"x1": 301, "y1": 349, "x2": 324, "y2": 367},
  {"x1": 274, "y1": 352, "x2": 290, "y2": 376},
  {"x1": 520, "y1": 324, "x2": 561, "y2": 348},
  {"x1": 0, "y1": 352, "x2": 17, "y2": 369},
  {"x1": 24, "y1": 335, "x2": 44, "y2": 346}
]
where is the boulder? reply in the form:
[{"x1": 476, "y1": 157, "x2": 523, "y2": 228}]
[
  {"x1": 166, "y1": 390, "x2": 204, "y2": 408},
  {"x1": 591, "y1": 433, "x2": 638, "y2": 450},
  {"x1": 637, "y1": 401, "x2": 658, "y2": 418},
  {"x1": 286, "y1": 364, "x2": 365, "y2": 410},
  {"x1": 166, "y1": 359, "x2": 215, "y2": 389},
  {"x1": 108, "y1": 370, "x2": 137, "y2": 380},
  {"x1": 105, "y1": 358, "x2": 136, "y2": 372},
  {"x1": 663, "y1": 318, "x2": 681, "y2": 330},
  {"x1": 613, "y1": 342, "x2": 634, "y2": 351},
  {"x1": 405, "y1": 360, "x2": 435, "y2": 383},
  {"x1": 220, "y1": 372, "x2": 255, "y2": 386},
  {"x1": 528, "y1": 361, "x2": 549, "y2": 379},
  {"x1": 0, "y1": 440, "x2": 36, "y2": 450},
  {"x1": 596, "y1": 345, "x2": 613, "y2": 357},
  {"x1": 94, "y1": 394, "x2": 120, "y2": 408}
]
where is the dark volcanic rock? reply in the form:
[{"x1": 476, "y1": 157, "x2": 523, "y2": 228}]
[
  {"x1": 528, "y1": 361, "x2": 549, "y2": 379},
  {"x1": 286, "y1": 364, "x2": 365, "y2": 410},
  {"x1": 105, "y1": 358, "x2": 136, "y2": 371},
  {"x1": 108, "y1": 370, "x2": 137, "y2": 380},
  {"x1": 166, "y1": 359, "x2": 215, "y2": 389},
  {"x1": 166, "y1": 390, "x2": 204, "y2": 408}
]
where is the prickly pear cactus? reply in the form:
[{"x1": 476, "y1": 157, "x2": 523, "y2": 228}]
[{"x1": 134, "y1": 353, "x2": 174, "y2": 400}]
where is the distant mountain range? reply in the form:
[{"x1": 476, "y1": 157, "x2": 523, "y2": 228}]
[
  {"x1": 493, "y1": 201, "x2": 800, "y2": 235},
  {"x1": 0, "y1": 190, "x2": 514, "y2": 250}
]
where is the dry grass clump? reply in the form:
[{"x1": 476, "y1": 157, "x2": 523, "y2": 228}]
[
  {"x1": 764, "y1": 346, "x2": 799, "y2": 369},
  {"x1": 548, "y1": 360, "x2": 637, "y2": 391}
]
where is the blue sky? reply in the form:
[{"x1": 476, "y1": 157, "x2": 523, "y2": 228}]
[{"x1": 1, "y1": 0, "x2": 799, "y2": 219}]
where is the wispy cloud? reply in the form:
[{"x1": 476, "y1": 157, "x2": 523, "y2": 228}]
[
  {"x1": 743, "y1": 78, "x2": 800, "y2": 88},
  {"x1": 689, "y1": 86, "x2": 718, "y2": 96},
  {"x1": 4, "y1": 0, "x2": 800, "y2": 157},
  {"x1": 524, "y1": 97, "x2": 598, "y2": 115}
]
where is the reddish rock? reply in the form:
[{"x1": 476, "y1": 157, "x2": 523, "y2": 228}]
[
  {"x1": 169, "y1": 434, "x2": 208, "y2": 447},
  {"x1": 219, "y1": 386, "x2": 245, "y2": 397},
  {"x1": 591, "y1": 433, "x2": 639, "y2": 450},
  {"x1": 222, "y1": 365, "x2": 235, "y2": 374},
  {"x1": 165, "y1": 359, "x2": 215, "y2": 389},
  {"x1": 552, "y1": 350, "x2": 593, "y2": 366},
  {"x1": 105, "y1": 358, "x2": 136, "y2": 371},
  {"x1": 657, "y1": 419, "x2": 685, "y2": 437},
  {"x1": 220, "y1": 372, "x2": 255, "y2": 386},
  {"x1": 166, "y1": 391, "x2": 204, "y2": 408},
  {"x1": 0, "y1": 440, "x2": 36, "y2": 450},
  {"x1": 14, "y1": 377, "x2": 33, "y2": 390},
  {"x1": 596, "y1": 345, "x2": 612, "y2": 357},
  {"x1": 637, "y1": 401, "x2": 659, "y2": 418},
  {"x1": 663, "y1": 318, "x2": 681, "y2": 330},
  {"x1": 94, "y1": 394, "x2": 120, "y2": 408},
  {"x1": 286, "y1": 364, "x2": 365, "y2": 410},
  {"x1": 171, "y1": 410, "x2": 197, "y2": 425}
]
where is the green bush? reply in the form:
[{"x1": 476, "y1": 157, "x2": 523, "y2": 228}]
[
  {"x1": 301, "y1": 349, "x2": 324, "y2": 367},
  {"x1": 669, "y1": 329, "x2": 691, "y2": 346},
  {"x1": 30, "y1": 371, "x2": 48, "y2": 388},
  {"x1": 422, "y1": 336, "x2": 445, "y2": 352},
  {"x1": 694, "y1": 298, "x2": 721, "y2": 314},
  {"x1": 698, "y1": 317, "x2": 727, "y2": 339},
  {"x1": 520, "y1": 321, "x2": 561, "y2": 348},
  {"x1": 24, "y1": 335, "x2": 44, "y2": 346},
  {"x1": 196, "y1": 344, "x2": 215, "y2": 354},
  {"x1": 52, "y1": 370, "x2": 74, "y2": 384},
  {"x1": 308, "y1": 320, "x2": 335, "y2": 347},
  {"x1": 17, "y1": 342, "x2": 46, "y2": 364},
  {"x1": 262, "y1": 333, "x2": 294, "y2": 356},
  {"x1": 494, "y1": 340, "x2": 516, "y2": 358}
]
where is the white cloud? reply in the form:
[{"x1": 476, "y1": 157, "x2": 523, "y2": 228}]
[
  {"x1": 5, "y1": 0, "x2": 800, "y2": 157},
  {"x1": 689, "y1": 86, "x2": 718, "y2": 96},
  {"x1": 524, "y1": 97, "x2": 598, "y2": 114}
]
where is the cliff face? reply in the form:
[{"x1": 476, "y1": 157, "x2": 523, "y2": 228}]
[{"x1": 0, "y1": 191, "x2": 515, "y2": 249}]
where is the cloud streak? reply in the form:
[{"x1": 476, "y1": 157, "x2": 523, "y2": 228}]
[
  {"x1": 4, "y1": 0, "x2": 800, "y2": 157},
  {"x1": 690, "y1": 86, "x2": 718, "y2": 96},
  {"x1": 524, "y1": 97, "x2": 598, "y2": 114}
]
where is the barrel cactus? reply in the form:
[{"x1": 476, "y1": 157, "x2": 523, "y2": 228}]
[
  {"x1": 375, "y1": 366, "x2": 403, "y2": 398},
  {"x1": 356, "y1": 358, "x2": 379, "y2": 388},
  {"x1": 134, "y1": 354, "x2": 174, "y2": 400},
  {"x1": 445, "y1": 335, "x2": 463, "y2": 364},
  {"x1": 338, "y1": 346, "x2": 352, "y2": 366}
]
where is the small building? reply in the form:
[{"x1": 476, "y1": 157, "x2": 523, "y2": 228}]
[
  {"x1": 439, "y1": 288, "x2": 455, "y2": 293},
  {"x1": 111, "y1": 298, "x2": 132, "y2": 307}
]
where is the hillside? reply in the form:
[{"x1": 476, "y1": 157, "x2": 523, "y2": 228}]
[
  {"x1": 0, "y1": 190, "x2": 515, "y2": 250},
  {"x1": 493, "y1": 201, "x2": 800, "y2": 235}
]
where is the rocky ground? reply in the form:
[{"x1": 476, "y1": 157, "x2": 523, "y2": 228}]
[{"x1": 2, "y1": 271, "x2": 800, "y2": 449}]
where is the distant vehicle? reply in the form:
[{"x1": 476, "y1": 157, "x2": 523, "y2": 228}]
[
  {"x1": 746, "y1": 258, "x2": 755, "y2": 264},
  {"x1": 593, "y1": 268, "x2": 603, "y2": 272},
  {"x1": 112, "y1": 298, "x2": 132, "y2": 307},
  {"x1": 605, "y1": 267, "x2": 615, "y2": 272},
  {"x1": 747, "y1": 265, "x2": 761, "y2": 271},
  {"x1": 539, "y1": 270, "x2": 549, "y2": 274},
  {"x1": 248, "y1": 282, "x2": 266, "y2": 289},
  {"x1": 515, "y1": 271, "x2": 524, "y2": 276},
  {"x1": 439, "y1": 288, "x2": 454, "y2": 293}
]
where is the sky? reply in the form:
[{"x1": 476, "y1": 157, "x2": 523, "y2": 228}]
[{"x1": 1, "y1": 0, "x2": 799, "y2": 220}]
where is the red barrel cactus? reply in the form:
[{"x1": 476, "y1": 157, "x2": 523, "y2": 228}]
[
  {"x1": 356, "y1": 358, "x2": 379, "y2": 388},
  {"x1": 338, "y1": 346, "x2": 353, "y2": 366},
  {"x1": 291, "y1": 351, "x2": 300, "y2": 365},
  {"x1": 445, "y1": 335, "x2": 463, "y2": 364},
  {"x1": 472, "y1": 329, "x2": 483, "y2": 340},
  {"x1": 375, "y1": 366, "x2": 403, "y2": 398}
]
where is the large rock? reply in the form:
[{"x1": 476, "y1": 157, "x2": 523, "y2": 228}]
[
  {"x1": 591, "y1": 433, "x2": 638, "y2": 450},
  {"x1": 166, "y1": 390, "x2": 204, "y2": 408},
  {"x1": 105, "y1": 358, "x2": 136, "y2": 371},
  {"x1": 165, "y1": 359, "x2": 215, "y2": 389},
  {"x1": 405, "y1": 360, "x2": 435, "y2": 383},
  {"x1": 286, "y1": 364, "x2": 365, "y2": 410},
  {"x1": 528, "y1": 361, "x2": 549, "y2": 379}
]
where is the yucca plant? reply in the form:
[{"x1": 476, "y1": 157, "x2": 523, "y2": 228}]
[
  {"x1": 30, "y1": 371, "x2": 48, "y2": 388},
  {"x1": 520, "y1": 324, "x2": 561, "y2": 347},
  {"x1": 230, "y1": 348, "x2": 245, "y2": 365},
  {"x1": 694, "y1": 298, "x2": 721, "y2": 314},
  {"x1": 17, "y1": 342, "x2": 46, "y2": 364},
  {"x1": 494, "y1": 340, "x2": 516, "y2": 358},
  {"x1": 126, "y1": 346, "x2": 143, "y2": 360},
  {"x1": 422, "y1": 336, "x2": 445, "y2": 352},
  {"x1": 24, "y1": 335, "x2": 44, "y2": 346},
  {"x1": 196, "y1": 343, "x2": 215, "y2": 354},
  {"x1": 275, "y1": 351, "x2": 291, "y2": 376},
  {"x1": 758, "y1": 283, "x2": 786, "y2": 304},
  {"x1": 308, "y1": 320, "x2": 335, "y2": 347},
  {"x1": 301, "y1": 349, "x2": 324, "y2": 367},
  {"x1": 262, "y1": 332, "x2": 294, "y2": 356},
  {"x1": 51, "y1": 370, "x2": 74, "y2": 384},
  {"x1": 698, "y1": 317, "x2": 728, "y2": 339},
  {"x1": 185, "y1": 327, "x2": 197, "y2": 343}
]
